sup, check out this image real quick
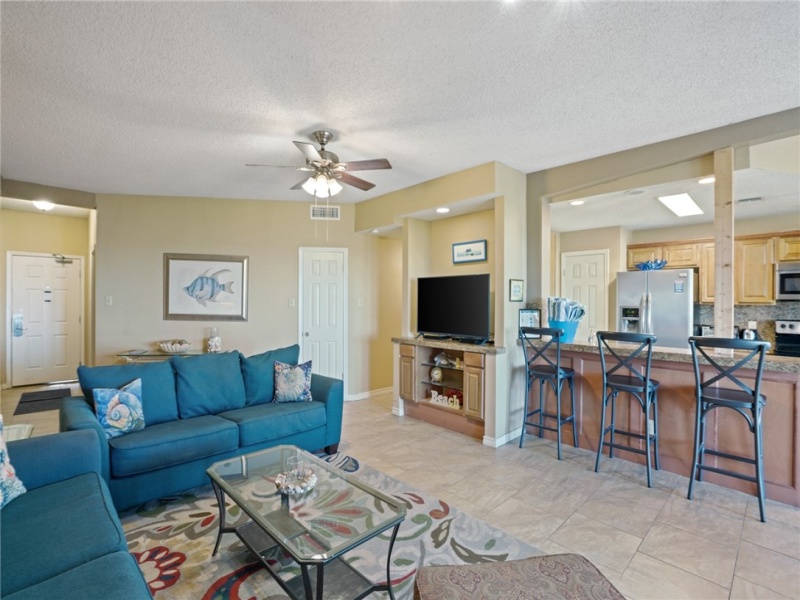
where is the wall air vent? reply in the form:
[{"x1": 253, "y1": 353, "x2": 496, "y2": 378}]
[
  {"x1": 736, "y1": 196, "x2": 764, "y2": 204},
  {"x1": 310, "y1": 205, "x2": 341, "y2": 220}
]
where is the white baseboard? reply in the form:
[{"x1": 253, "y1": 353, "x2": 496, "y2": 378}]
[
  {"x1": 483, "y1": 428, "x2": 521, "y2": 448},
  {"x1": 345, "y1": 387, "x2": 393, "y2": 402}
]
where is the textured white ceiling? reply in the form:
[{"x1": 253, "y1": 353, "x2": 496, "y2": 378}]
[{"x1": 2, "y1": 1, "x2": 799, "y2": 206}]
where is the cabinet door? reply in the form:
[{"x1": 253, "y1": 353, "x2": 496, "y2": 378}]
[
  {"x1": 399, "y1": 345, "x2": 416, "y2": 401},
  {"x1": 736, "y1": 238, "x2": 775, "y2": 304},
  {"x1": 777, "y1": 235, "x2": 800, "y2": 262},
  {"x1": 699, "y1": 243, "x2": 715, "y2": 304},
  {"x1": 463, "y1": 366, "x2": 484, "y2": 420},
  {"x1": 627, "y1": 246, "x2": 662, "y2": 270},
  {"x1": 663, "y1": 243, "x2": 699, "y2": 268}
]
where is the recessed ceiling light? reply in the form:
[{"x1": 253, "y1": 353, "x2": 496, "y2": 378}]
[
  {"x1": 32, "y1": 200, "x2": 55, "y2": 211},
  {"x1": 698, "y1": 176, "x2": 715, "y2": 184},
  {"x1": 436, "y1": 207, "x2": 450, "y2": 214},
  {"x1": 569, "y1": 200, "x2": 585, "y2": 206},
  {"x1": 371, "y1": 229, "x2": 379, "y2": 234},
  {"x1": 657, "y1": 193, "x2": 704, "y2": 217},
  {"x1": 625, "y1": 189, "x2": 644, "y2": 196}
]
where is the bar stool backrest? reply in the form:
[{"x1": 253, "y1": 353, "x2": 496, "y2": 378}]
[
  {"x1": 688, "y1": 337, "x2": 770, "y2": 401},
  {"x1": 596, "y1": 331, "x2": 657, "y2": 386},
  {"x1": 519, "y1": 327, "x2": 567, "y2": 376}
]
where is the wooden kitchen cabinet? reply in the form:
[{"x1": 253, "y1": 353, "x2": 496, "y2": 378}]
[
  {"x1": 662, "y1": 243, "x2": 700, "y2": 267},
  {"x1": 699, "y1": 242, "x2": 715, "y2": 303},
  {"x1": 735, "y1": 237, "x2": 775, "y2": 304},
  {"x1": 627, "y1": 246, "x2": 662, "y2": 269},
  {"x1": 398, "y1": 344, "x2": 416, "y2": 401},
  {"x1": 777, "y1": 235, "x2": 800, "y2": 262}
]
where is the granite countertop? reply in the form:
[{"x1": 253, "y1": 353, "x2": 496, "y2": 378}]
[
  {"x1": 550, "y1": 339, "x2": 800, "y2": 374},
  {"x1": 392, "y1": 337, "x2": 506, "y2": 355}
]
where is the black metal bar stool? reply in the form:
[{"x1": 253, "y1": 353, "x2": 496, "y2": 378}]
[
  {"x1": 595, "y1": 332, "x2": 660, "y2": 487},
  {"x1": 687, "y1": 337, "x2": 771, "y2": 522},
  {"x1": 519, "y1": 326, "x2": 577, "y2": 460}
]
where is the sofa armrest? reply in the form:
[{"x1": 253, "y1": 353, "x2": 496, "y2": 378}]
[
  {"x1": 60, "y1": 396, "x2": 111, "y2": 480},
  {"x1": 7, "y1": 430, "x2": 101, "y2": 491},
  {"x1": 310, "y1": 374, "x2": 343, "y2": 449}
]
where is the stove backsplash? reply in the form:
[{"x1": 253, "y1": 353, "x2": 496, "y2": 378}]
[{"x1": 694, "y1": 301, "x2": 800, "y2": 348}]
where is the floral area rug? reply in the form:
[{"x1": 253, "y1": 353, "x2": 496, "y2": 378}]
[{"x1": 120, "y1": 454, "x2": 540, "y2": 599}]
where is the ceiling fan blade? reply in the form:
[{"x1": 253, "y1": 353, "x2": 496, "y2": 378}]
[
  {"x1": 246, "y1": 163, "x2": 313, "y2": 171},
  {"x1": 338, "y1": 172, "x2": 375, "y2": 191},
  {"x1": 290, "y1": 176, "x2": 312, "y2": 191},
  {"x1": 293, "y1": 141, "x2": 323, "y2": 163},
  {"x1": 339, "y1": 158, "x2": 392, "y2": 172}
]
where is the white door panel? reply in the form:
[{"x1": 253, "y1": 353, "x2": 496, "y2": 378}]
[
  {"x1": 10, "y1": 253, "x2": 82, "y2": 386},
  {"x1": 561, "y1": 251, "x2": 608, "y2": 343},
  {"x1": 300, "y1": 249, "x2": 346, "y2": 386}
]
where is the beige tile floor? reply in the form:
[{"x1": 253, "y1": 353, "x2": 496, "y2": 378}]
[{"x1": 3, "y1": 385, "x2": 799, "y2": 599}]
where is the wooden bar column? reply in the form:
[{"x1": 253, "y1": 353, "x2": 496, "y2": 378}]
[{"x1": 713, "y1": 147, "x2": 734, "y2": 339}]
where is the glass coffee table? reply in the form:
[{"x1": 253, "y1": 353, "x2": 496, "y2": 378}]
[{"x1": 207, "y1": 445, "x2": 407, "y2": 600}]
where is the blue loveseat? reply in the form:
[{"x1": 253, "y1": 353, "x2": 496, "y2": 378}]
[
  {"x1": 1, "y1": 430, "x2": 152, "y2": 600},
  {"x1": 60, "y1": 346, "x2": 344, "y2": 510}
]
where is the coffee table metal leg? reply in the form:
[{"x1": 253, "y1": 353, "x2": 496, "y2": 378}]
[
  {"x1": 299, "y1": 564, "x2": 313, "y2": 599},
  {"x1": 211, "y1": 480, "x2": 227, "y2": 557},
  {"x1": 386, "y1": 522, "x2": 401, "y2": 600}
]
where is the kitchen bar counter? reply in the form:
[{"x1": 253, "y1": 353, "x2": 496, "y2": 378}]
[{"x1": 522, "y1": 340, "x2": 799, "y2": 507}]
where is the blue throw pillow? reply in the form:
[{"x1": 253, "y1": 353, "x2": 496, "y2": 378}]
[
  {"x1": 93, "y1": 379, "x2": 146, "y2": 439},
  {"x1": 0, "y1": 415, "x2": 26, "y2": 509},
  {"x1": 240, "y1": 344, "x2": 300, "y2": 406},
  {"x1": 172, "y1": 352, "x2": 246, "y2": 418},
  {"x1": 274, "y1": 360, "x2": 313, "y2": 403},
  {"x1": 77, "y1": 361, "x2": 179, "y2": 426}
]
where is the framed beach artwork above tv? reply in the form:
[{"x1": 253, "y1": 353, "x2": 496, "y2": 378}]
[{"x1": 164, "y1": 253, "x2": 249, "y2": 321}]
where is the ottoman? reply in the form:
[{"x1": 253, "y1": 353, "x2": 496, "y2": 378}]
[{"x1": 413, "y1": 553, "x2": 624, "y2": 600}]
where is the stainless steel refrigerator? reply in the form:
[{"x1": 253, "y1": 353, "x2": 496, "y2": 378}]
[{"x1": 616, "y1": 269, "x2": 694, "y2": 349}]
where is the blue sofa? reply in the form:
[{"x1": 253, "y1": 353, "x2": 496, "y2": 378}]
[
  {"x1": 60, "y1": 346, "x2": 344, "y2": 511},
  {"x1": 1, "y1": 430, "x2": 152, "y2": 600}
]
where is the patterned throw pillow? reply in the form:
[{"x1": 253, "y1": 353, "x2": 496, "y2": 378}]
[
  {"x1": 93, "y1": 378, "x2": 146, "y2": 439},
  {"x1": 0, "y1": 415, "x2": 26, "y2": 509},
  {"x1": 274, "y1": 360, "x2": 313, "y2": 403}
]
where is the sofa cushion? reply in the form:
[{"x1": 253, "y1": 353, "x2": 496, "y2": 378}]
[
  {"x1": 93, "y1": 378, "x2": 146, "y2": 439},
  {"x1": 4, "y1": 551, "x2": 152, "y2": 600},
  {"x1": 172, "y1": 352, "x2": 246, "y2": 418},
  {"x1": 219, "y1": 401, "x2": 326, "y2": 447},
  {"x1": 0, "y1": 415, "x2": 26, "y2": 508},
  {"x1": 78, "y1": 362, "x2": 179, "y2": 426},
  {"x1": 0, "y1": 472, "x2": 127, "y2": 596},
  {"x1": 274, "y1": 360, "x2": 313, "y2": 403},
  {"x1": 108, "y1": 416, "x2": 239, "y2": 477},
  {"x1": 240, "y1": 344, "x2": 300, "y2": 406}
]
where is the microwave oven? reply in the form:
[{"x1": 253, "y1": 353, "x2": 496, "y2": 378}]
[{"x1": 776, "y1": 262, "x2": 800, "y2": 301}]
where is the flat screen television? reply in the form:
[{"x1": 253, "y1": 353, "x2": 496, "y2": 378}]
[{"x1": 417, "y1": 274, "x2": 491, "y2": 343}]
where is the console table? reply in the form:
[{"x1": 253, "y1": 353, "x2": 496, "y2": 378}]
[{"x1": 117, "y1": 350, "x2": 205, "y2": 363}]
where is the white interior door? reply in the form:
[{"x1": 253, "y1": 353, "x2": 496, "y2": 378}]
[
  {"x1": 561, "y1": 250, "x2": 608, "y2": 343},
  {"x1": 10, "y1": 253, "x2": 83, "y2": 386},
  {"x1": 299, "y1": 248, "x2": 347, "y2": 386}
]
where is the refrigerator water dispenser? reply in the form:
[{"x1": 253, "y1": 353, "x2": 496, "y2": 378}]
[{"x1": 620, "y1": 306, "x2": 640, "y2": 333}]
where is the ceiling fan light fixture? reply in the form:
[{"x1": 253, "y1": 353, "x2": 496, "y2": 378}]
[
  {"x1": 314, "y1": 174, "x2": 330, "y2": 198},
  {"x1": 328, "y1": 178, "x2": 343, "y2": 196},
  {"x1": 301, "y1": 177, "x2": 316, "y2": 194}
]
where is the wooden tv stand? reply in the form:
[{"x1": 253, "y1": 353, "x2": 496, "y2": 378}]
[{"x1": 391, "y1": 337, "x2": 506, "y2": 440}]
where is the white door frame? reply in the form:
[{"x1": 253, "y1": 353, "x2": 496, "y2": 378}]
[
  {"x1": 298, "y1": 247, "x2": 348, "y2": 399},
  {"x1": 6, "y1": 251, "x2": 85, "y2": 387}
]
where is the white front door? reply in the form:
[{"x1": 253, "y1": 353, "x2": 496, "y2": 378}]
[
  {"x1": 299, "y1": 248, "x2": 347, "y2": 387},
  {"x1": 561, "y1": 250, "x2": 608, "y2": 343},
  {"x1": 10, "y1": 252, "x2": 83, "y2": 386}
]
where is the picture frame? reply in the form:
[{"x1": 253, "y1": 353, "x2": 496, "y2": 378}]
[
  {"x1": 509, "y1": 279, "x2": 524, "y2": 302},
  {"x1": 519, "y1": 308, "x2": 541, "y2": 338},
  {"x1": 164, "y1": 253, "x2": 249, "y2": 321},
  {"x1": 452, "y1": 239, "x2": 487, "y2": 264}
]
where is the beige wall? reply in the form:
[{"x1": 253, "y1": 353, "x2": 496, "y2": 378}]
[
  {"x1": 630, "y1": 214, "x2": 800, "y2": 244},
  {"x1": 372, "y1": 237, "x2": 403, "y2": 391},
  {"x1": 1, "y1": 209, "x2": 91, "y2": 386},
  {"x1": 93, "y1": 194, "x2": 395, "y2": 397}
]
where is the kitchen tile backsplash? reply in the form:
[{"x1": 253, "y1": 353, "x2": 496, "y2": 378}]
[{"x1": 694, "y1": 301, "x2": 800, "y2": 347}]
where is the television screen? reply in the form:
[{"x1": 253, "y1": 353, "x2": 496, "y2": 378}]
[{"x1": 417, "y1": 274, "x2": 491, "y2": 342}]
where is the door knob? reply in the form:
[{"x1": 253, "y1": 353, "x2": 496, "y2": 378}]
[{"x1": 304, "y1": 332, "x2": 310, "y2": 337}]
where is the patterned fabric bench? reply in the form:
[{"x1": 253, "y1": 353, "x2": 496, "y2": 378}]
[{"x1": 414, "y1": 553, "x2": 624, "y2": 600}]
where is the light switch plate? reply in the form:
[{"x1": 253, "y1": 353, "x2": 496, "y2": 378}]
[{"x1": 747, "y1": 320, "x2": 757, "y2": 329}]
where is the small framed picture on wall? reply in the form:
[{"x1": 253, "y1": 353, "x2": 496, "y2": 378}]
[{"x1": 509, "y1": 279, "x2": 524, "y2": 302}]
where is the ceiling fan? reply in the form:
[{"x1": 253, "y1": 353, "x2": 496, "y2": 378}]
[{"x1": 247, "y1": 130, "x2": 392, "y2": 195}]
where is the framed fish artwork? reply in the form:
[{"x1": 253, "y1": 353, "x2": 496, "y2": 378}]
[{"x1": 164, "y1": 253, "x2": 249, "y2": 321}]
